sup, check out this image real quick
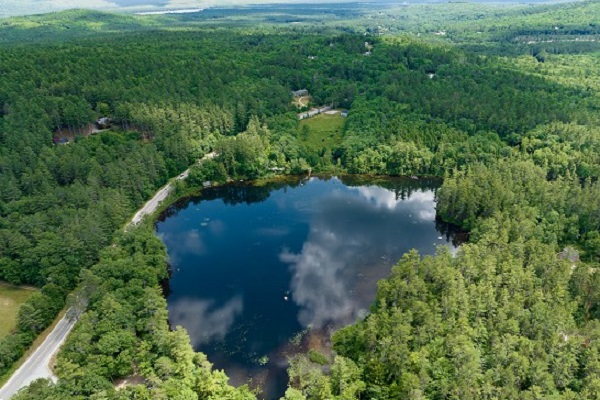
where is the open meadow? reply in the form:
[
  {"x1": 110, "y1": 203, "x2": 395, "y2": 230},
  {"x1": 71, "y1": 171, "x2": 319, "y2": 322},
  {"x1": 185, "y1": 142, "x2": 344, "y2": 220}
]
[
  {"x1": 298, "y1": 112, "x2": 345, "y2": 154},
  {"x1": 0, "y1": 283, "x2": 35, "y2": 339}
]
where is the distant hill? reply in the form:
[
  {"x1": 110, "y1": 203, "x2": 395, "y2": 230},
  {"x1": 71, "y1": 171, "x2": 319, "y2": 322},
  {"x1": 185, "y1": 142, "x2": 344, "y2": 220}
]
[
  {"x1": 0, "y1": 9, "x2": 166, "y2": 43},
  {"x1": 1, "y1": 0, "x2": 598, "y2": 51}
]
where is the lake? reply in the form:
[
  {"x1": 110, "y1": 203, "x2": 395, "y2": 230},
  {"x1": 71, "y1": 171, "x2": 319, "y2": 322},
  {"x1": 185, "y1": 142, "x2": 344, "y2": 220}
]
[{"x1": 156, "y1": 176, "x2": 459, "y2": 399}]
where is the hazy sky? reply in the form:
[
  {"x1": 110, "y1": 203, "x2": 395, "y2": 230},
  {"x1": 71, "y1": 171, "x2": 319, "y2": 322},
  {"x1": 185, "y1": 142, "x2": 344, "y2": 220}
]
[
  {"x1": 0, "y1": 0, "x2": 221, "y2": 18},
  {"x1": 0, "y1": 0, "x2": 581, "y2": 18},
  {"x1": 1, "y1": 0, "x2": 200, "y2": 16},
  {"x1": 0, "y1": 0, "x2": 354, "y2": 18},
  {"x1": 111, "y1": 0, "x2": 169, "y2": 6}
]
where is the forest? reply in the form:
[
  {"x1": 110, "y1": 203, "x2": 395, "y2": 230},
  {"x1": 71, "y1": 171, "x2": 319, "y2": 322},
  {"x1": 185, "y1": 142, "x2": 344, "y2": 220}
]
[{"x1": 1, "y1": 0, "x2": 600, "y2": 399}]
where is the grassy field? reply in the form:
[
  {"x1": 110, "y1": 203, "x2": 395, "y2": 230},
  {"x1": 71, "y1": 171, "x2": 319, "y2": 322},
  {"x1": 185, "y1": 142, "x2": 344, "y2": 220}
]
[
  {"x1": 298, "y1": 112, "x2": 345, "y2": 154},
  {"x1": 0, "y1": 282, "x2": 35, "y2": 339}
]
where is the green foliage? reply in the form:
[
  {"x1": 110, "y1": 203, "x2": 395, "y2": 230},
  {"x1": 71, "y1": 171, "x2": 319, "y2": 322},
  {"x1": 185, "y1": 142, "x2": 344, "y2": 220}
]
[
  {"x1": 16, "y1": 290, "x2": 64, "y2": 334},
  {"x1": 297, "y1": 114, "x2": 345, "y2": 166},
  {"x1": 0, "y1": 284, "x2": 34, "y2": 339},
  {"x1": 216, "y1": 118, "x2": 271, "y2": 179},
  {"x1": 13, "y1": 227, "x2": 256, "y2": 399},
  {"x1": 187, "y1": 160, "x2": 228, "y2": 187},
  {"x1": 307, "y1": 350, "x2": 329, "y2": 366},
  {"x1": 329, "y1": 244, "x2": 600, "y2": 399},
  {"x1": 285, "y1": 355, "x2": 365, "y2": 400},
  {"x1": 2, "y1": 3, "x2": 600, "y2": 398},
  {"x1": 0, "y1": 333, "x2": 34, "y2": 377}
]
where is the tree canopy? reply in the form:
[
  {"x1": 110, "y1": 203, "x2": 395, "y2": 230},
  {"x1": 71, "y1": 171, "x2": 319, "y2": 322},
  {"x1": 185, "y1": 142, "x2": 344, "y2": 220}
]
[{"x1": 1, "y1": 2, "x2": 600, "y2": 399}]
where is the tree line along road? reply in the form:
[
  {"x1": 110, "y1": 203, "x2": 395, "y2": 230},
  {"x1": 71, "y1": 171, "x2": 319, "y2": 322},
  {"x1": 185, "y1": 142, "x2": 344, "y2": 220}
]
[{"x1": 0, "y1": 153, "x2": 216, "y2": 400}]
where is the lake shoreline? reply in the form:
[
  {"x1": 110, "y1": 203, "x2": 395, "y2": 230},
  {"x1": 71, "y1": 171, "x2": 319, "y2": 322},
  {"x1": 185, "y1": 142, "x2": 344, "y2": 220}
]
[
  {"x1": 155, "y1": 176, "x2": 464, "y2": 399},
  {"x1": 154, "y1": 173, "x2": 446, "y2": 225}
]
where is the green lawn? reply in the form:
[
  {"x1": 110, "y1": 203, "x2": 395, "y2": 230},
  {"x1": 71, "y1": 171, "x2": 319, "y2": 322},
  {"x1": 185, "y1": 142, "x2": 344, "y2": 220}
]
[
  {"x1": 298, "y1": 112, "x2": 345, "y2": 153},
  {"x1": 0, "y1": 283, "x2": 35, "y2": 339}
]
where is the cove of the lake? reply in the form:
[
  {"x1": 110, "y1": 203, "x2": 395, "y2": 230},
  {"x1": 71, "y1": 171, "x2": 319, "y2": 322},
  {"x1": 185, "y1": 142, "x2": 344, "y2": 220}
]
[{"x1": 156, "y1": 176, "x2": 460, "y2": 399}]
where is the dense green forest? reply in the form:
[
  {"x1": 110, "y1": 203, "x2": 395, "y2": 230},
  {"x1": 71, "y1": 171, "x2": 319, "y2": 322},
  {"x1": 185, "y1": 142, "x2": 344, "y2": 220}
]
[{"x1": 1, "y1": 1, "x2": 600, "y2": 399}]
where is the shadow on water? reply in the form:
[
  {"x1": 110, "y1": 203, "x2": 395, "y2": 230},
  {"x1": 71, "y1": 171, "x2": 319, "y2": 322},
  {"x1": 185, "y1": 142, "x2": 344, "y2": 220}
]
[
  {"x1": 156, "y1": 176, "x2": 306, "y2": 224},
  {"x1": 435, "y1": 216, "x2": 468, "y2": 247},
  {"x1": 156, "y1": 176, "x2": 465, "y2": 399}
]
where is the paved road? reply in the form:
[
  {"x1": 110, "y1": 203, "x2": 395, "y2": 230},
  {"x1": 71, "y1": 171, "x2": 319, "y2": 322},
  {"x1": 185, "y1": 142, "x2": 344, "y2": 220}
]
[
  {"x1": 130, "y1": 152, "x2": 216, "y2": 226},
  {"x1": 129, "y1": 180, "x2": 181, "y2": 226},
  {"x1": 0, "y1": 152, "x2": 216, "y2": 399},
  {"x1": 0, "y1": 314, "x2": 75, "y2": 400}
]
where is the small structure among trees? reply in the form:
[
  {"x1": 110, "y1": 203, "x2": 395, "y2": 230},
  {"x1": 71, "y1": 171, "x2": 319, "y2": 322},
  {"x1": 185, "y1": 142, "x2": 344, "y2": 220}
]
[
  {"x1": 96, "y1": 117, "x2": 111, "y2": 130},
  {"x1": 292, "y1": 89, "x2": 309, "y2": 97},
  {"x1": 298, "y1": 105, "x2": 332, "y2": 120},
  {"x1": 558, "y1": 246, "x2": 580, "y2": 263},
  {"x1": 52, "y1": 136, "x2": 69, "y2": 145}
]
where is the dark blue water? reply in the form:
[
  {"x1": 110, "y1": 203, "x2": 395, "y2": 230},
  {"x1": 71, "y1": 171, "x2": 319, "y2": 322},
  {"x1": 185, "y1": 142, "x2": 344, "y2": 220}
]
[{"x1": 156, "y1": 176, "x2": 459, "y2": 399}]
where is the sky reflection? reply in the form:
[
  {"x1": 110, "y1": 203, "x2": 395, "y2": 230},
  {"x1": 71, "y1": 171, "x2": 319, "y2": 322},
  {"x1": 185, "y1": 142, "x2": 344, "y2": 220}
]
[
  {"x1": 169, "y1": 296, "x2": 243, "y2": 346},
  {"x1": 157, "y1": 177, "x2": 457, "y2": 399},
  {"x1": 281, "y1": 180, "x2": 446, "y2": 330}
]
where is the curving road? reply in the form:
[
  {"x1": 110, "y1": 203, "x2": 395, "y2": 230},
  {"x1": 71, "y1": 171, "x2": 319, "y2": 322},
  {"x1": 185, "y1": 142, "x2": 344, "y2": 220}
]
[
  {"x1": 0, "y1": 153, "x2": 216, "y2": 399},
  {"x1": 129, "y1": 178, "x2": 183, "y2": 226},
  {"x1": 130, "y1": 152, "x2": 215, "y2": 226}
]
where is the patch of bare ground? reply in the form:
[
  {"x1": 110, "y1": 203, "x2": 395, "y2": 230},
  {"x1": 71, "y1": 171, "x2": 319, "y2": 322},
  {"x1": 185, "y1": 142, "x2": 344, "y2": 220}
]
[
  {"x1": 292, "y1": 95, "x2": 311, "y2": 108},
  {"x1": 114, "y1": 374, "x2": 145, "y2": 390}
]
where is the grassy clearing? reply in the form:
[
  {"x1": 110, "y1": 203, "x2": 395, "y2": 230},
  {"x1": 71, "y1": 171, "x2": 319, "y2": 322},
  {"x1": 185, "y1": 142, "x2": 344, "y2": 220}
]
[
  {"x1": 0, "y1": 282, "x2": 36, "y2": 339},
  {"x1": 298, "y1": 113, "x2": 345, "y2": 153},
  {"x1": 292, "y1": 95, "x2": 312, "y2": 108}
]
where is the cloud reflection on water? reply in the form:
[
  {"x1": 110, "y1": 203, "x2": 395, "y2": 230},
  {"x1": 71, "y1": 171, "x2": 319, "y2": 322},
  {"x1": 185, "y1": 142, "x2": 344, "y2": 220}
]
[
  {"x1": 158, "y1": 178, "x2": 455, "y2": 400},
  {"x1": 280, "y1": 239, "x2": 356, "y2": 329},
  {"x1": 354, "y1": 185, "x2": 437, "y2": 220},
  {"x1": 282, "y1": 186, "x2": 442, "y2": 330},
  {"x1": 158, "y1": 229, "x2": 207, "y2": 266},
  {"x1": 169, "y1": 296, "x2": 243, "y2": 347}
]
